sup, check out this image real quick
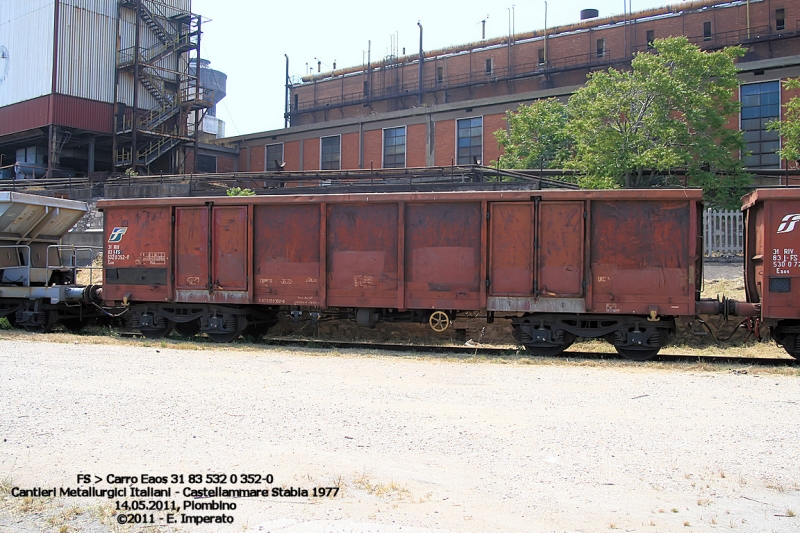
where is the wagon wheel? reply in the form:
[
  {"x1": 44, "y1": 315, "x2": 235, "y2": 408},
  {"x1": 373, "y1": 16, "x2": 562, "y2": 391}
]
[
  {"x1": 174, "y1": 320, "x2": 201, "y2": 338},
  {"x1": 428, "y1": 311, "x2": 451, "y2": 332},
  {"x1": 23, "y1": 310, "x2": 58, "y2": 333},
  {"x1": 522, "y1": 333, "x2": 577, "y2": 357},
  {"x1": 207, "y1": 329, "x2": 243, "y2": 343},
  {"x1": 61, "y1": 318, "x2": 86, "y2": 333},
  {"x1": 614, "y1": 346, "x2": 660, "y2": 361},
  {"x1": 242, "y1": 315, "x2": 279, "y2": 340},
  {"x1": 779, "y1": 334, "x2": 799, "y2": 359},
  {"x1": 140, "y1": 319, "x2": 175, "y2": 339}
]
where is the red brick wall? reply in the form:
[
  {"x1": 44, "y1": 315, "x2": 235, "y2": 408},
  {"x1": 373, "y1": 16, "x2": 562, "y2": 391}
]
[
  {"x1": 217, "y1": 156, "x2": 236, "y2": 173},
  {"x1": 303, "y1": 138, "x2": 320, "y2": 170},
  {"x1": 363, "y1": 129, "x2": 381, "y2": 169},
  {"x1": 284, "y1": 140, "x2": 301, "y2": 171},
  {"x1": 483, "y1": 113, "x2": 507, "y2": 165},
  {"x1": 341, "y1": 132, "x2": 360, "y2": 169},
  {"x1": 407, "y1": 123, "x2": 427, "y2": 167},
  {"x1": 434, "y1": 120, "x2": 455, "y2": 166},
  {"x1": 250, "y1": 145, "x2": 265, "y2": 171}
]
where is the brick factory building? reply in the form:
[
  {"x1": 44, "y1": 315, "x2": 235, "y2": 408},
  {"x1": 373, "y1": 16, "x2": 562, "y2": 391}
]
[{"x1": 213, "y1": 0, "x2": 800, "y2": 179}]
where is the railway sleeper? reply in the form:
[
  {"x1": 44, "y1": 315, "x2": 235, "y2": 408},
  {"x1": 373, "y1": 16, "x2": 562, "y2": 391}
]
[{"x1": 512, "y1": 314, "x2": 676, "y2": 361}]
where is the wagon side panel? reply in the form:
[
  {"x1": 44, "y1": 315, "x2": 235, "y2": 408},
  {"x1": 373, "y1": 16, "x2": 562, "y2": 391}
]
[{"x1": 103, "y1": 206, "x2": 172, "y2": 303}]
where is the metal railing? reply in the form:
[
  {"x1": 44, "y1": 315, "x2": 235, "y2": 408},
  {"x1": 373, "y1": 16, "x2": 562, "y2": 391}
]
[{"x1": 291, "y1": 49, "x2": 618, "y2": 114}]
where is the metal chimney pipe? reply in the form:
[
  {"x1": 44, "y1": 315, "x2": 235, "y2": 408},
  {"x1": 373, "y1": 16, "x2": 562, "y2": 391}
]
[{"x1": 417, "y1": 22, "x2": 423, "y2": 106}]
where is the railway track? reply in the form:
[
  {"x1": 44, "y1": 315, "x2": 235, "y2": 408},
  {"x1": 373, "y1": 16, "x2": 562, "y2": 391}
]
[{"x1": 257, "y1": 337, "x2": 798, "y2": 367}]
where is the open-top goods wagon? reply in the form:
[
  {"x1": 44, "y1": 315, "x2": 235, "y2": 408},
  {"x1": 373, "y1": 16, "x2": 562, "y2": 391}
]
[{"x1": 98, "y1": 189, "x2": 707, "y2": 359}]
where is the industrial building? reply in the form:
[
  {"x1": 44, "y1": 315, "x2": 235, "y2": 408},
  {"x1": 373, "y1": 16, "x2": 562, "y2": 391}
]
[
  {"x1": 0, "y1": 0, "x2": 224, "y2": 180},
  {"x1": 215, "y1": 0, "x2": 800, "y2": 177}
]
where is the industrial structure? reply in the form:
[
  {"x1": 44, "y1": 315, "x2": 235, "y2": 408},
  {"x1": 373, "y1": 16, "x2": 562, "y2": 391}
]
[
  {"x1": 214, "y1": 0, "x2": 800, "y2": 179},
  {"x1": 0, "y1": 0, "x2": 218, "y2": 179}
]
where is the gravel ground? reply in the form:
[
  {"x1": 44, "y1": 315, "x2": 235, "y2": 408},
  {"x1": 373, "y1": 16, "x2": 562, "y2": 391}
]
[
  {"x1": 703, "y1": 260, "x2": 744, "y2": 282},
  {"x1": 1, "y1": 338, "x2": 799, "y2": 533}
]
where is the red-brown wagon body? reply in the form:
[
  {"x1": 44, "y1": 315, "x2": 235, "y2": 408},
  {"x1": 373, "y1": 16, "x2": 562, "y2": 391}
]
[
  {"x1": 742, "y1": 188, "x2": 800, "y2": 357},
  {"x1": 98, "y1": 188, "x2": 703, "y2": 357}
]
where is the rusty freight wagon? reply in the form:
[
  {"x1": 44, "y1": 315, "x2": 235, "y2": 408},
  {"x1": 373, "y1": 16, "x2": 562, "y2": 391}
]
[
  {"x1": 742, "y1": 188, "x2": 800, "y2": 358},
  {"x1": 97, "y1": 189, "x2": 704, "y2": 359}
]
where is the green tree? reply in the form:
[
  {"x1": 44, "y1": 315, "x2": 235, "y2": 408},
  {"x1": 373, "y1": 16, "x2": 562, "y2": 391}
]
[
  {"x1": 226, "y1": 187, "x2": 256, "y2": 196},
  {"x1": 494, "y1": 98, "x2": 571, "y2": 171},
  {"x1": 497, "y1": 37, "x2": 751, "y2": 207},
  {"x1": 768, "y1": 78, "x2": 800, "y2": 163}
]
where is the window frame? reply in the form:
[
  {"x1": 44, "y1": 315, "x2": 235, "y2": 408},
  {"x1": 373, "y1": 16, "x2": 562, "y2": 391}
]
[
  {"x1": 456, "y1": 116, "x2": 484, "y2": 166},
  {"x1": 265, "y1": 143, "x2": 284, "y2": 171},
  {"x1": 740, "y1": 80, "x2": 782, "y2": 169},
  {"x1": 776, "y1": 9, "x2": 785, "y2": 31},
  {"x1": 596, "y1": 38, "x2": 606, "y2": 58},
  {"x1": 382, "y1": 125, "x2": 407, "y2": 169},
  {"x1": 646, "y1": 30, "x2": 655, "y2": 49},
  {"x1": 703, "y1": 21, "x2": 712, "y2": 41},
  {"x1": 320, "y1": 135, "x2": 341, "y2": 170}
]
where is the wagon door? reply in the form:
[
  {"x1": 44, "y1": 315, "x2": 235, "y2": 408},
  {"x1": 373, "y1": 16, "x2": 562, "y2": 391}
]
[
  {"x1": 488, "y1": 200, "x2": 585, "y2": 312},
  {"x1": 174, "y1": 204, "x2": 250, "y2": 303}
]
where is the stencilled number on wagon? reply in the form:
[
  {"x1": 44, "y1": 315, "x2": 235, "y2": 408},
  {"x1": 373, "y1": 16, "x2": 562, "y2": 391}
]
[
  {"x1": 305, "y1": 277, "x2": 318, "y2": 284},
  {"x1": 280, "y1": 279, "x2": 293, "y2": 285},
  {"x1": 259, "y1": 278, "x2": 274, "y2": 286},
  {"x1": 605, "y1": 303, "x2": 619, "y2": 313},
  {"x1": 597, "y1": 276, "x2": 611, "y2": 283},
  {"x1": 354, "y1": 275, "x2": 375, "y2": 288}
]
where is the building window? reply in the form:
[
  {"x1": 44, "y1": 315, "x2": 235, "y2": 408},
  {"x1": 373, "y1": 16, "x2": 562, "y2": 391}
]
[
  {"x1": 646, "y1": 30, "x2": 655, "y2": 49},
  {"x1": 293, "y1": 94, "x2": 298, "y2": 111},
  {"x1": 196, "y1": 154, "x2": 217, "y2": 174},
  {"x1": 265, "y1": 143, "x2": 283, "y2": 171},
  {"x1": 320, "y1": 136, "x2": 340, "y2": 170},
  {"x1": 457, "y1": 117, "x2": 483, "y2": 165},
  {"x1": 703, "y1": 21, "x2": 712, "y2": 41},
  {"x1": 437, "y1": 66, "x2": 443, "y2": 83},
  {"x1": 776, "y1": 9, "x2": 785, "y2": 31},
  {"x1": 741, "y1": 81, "x2": 781, "y2": 169},
  {"x1": 596, "y1": 38, "x2": 606, "y2": 58},
  {"x1": 485, "y1": 58, "x2": 493, "y2": 75},
  {"x1": 538, "y1": 48, "x2": 545, "y2": 65},
  {"x1": 383, "y1": 126, "x2": 406, "y2": 168}
]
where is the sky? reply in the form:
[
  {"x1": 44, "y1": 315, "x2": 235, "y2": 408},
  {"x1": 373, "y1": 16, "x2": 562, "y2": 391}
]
[{"x1": 191, "y1": 0, "x2": 676, "y2": 137}]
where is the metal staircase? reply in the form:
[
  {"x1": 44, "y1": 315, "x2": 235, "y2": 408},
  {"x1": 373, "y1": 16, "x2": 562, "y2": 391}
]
[{"x1": 114, "y1": 0, "x2": 211, "y2": 173}]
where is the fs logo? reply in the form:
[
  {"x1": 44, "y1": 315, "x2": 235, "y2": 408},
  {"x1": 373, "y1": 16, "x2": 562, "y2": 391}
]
[
  {"x1": 108, "y1": 227, "x2": 128, "y2": 243},
  {"x1": 777, "y1": 214, "x2": 800, "y2": 234}
]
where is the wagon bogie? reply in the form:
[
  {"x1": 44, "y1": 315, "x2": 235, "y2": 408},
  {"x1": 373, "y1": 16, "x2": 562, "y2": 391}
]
[{"x1": 512, "y1": 314, "x2": 675, "y2": 360}]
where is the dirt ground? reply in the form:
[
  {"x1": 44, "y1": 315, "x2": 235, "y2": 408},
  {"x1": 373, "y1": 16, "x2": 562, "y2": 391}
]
[{"x1": 1, "y1": 336, "x2": 799, "y2": 533}]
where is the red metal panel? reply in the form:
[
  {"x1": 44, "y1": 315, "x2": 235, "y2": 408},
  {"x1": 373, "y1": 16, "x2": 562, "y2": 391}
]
[
  {"x1": 538, "y1": 202, "x2": 584, "y2": 296},
  {"x1": 212, "y1": 206, "x2": 248, "y2": 291},
  {"x1": 404, "y1": 202, "x2": 481, "y2": 309},
  {"x1": 758, "y1": 196, "x2": 800, "y2": 319},
  {"x1": 174, "y1": 207, "x2": 208, "y2": 290},
  {"x1": 590, "y1": 200, "x2": 692, "y2": 315},
  {"x1": 253, "y1": 204, "x2": 321, "y2": 306},
  {"x1": 52, "y1": 94, "x2": 113, "y2": 133},
  {"x1": 327, "y1": 203, "x2": 398, "y2": 308},
  {"x1": 0, "y1": 96, "x2": 50, "y2": 136},
  {"x1": 489, "y1": 202, "x2": 533, "y2": 296},
  {"x1": 102, "y1": 206, "x2": 171, "y2": 303}
]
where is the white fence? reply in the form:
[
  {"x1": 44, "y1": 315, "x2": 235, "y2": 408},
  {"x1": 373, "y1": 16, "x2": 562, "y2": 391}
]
[{"x1": 704, "y1": 209, "x2": 743, "y2": 256}]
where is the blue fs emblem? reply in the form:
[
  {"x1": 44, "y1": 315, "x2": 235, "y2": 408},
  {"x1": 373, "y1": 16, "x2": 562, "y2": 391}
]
[{"x1": 108, "y1": 227, "x2": 128, "y2": 243}]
